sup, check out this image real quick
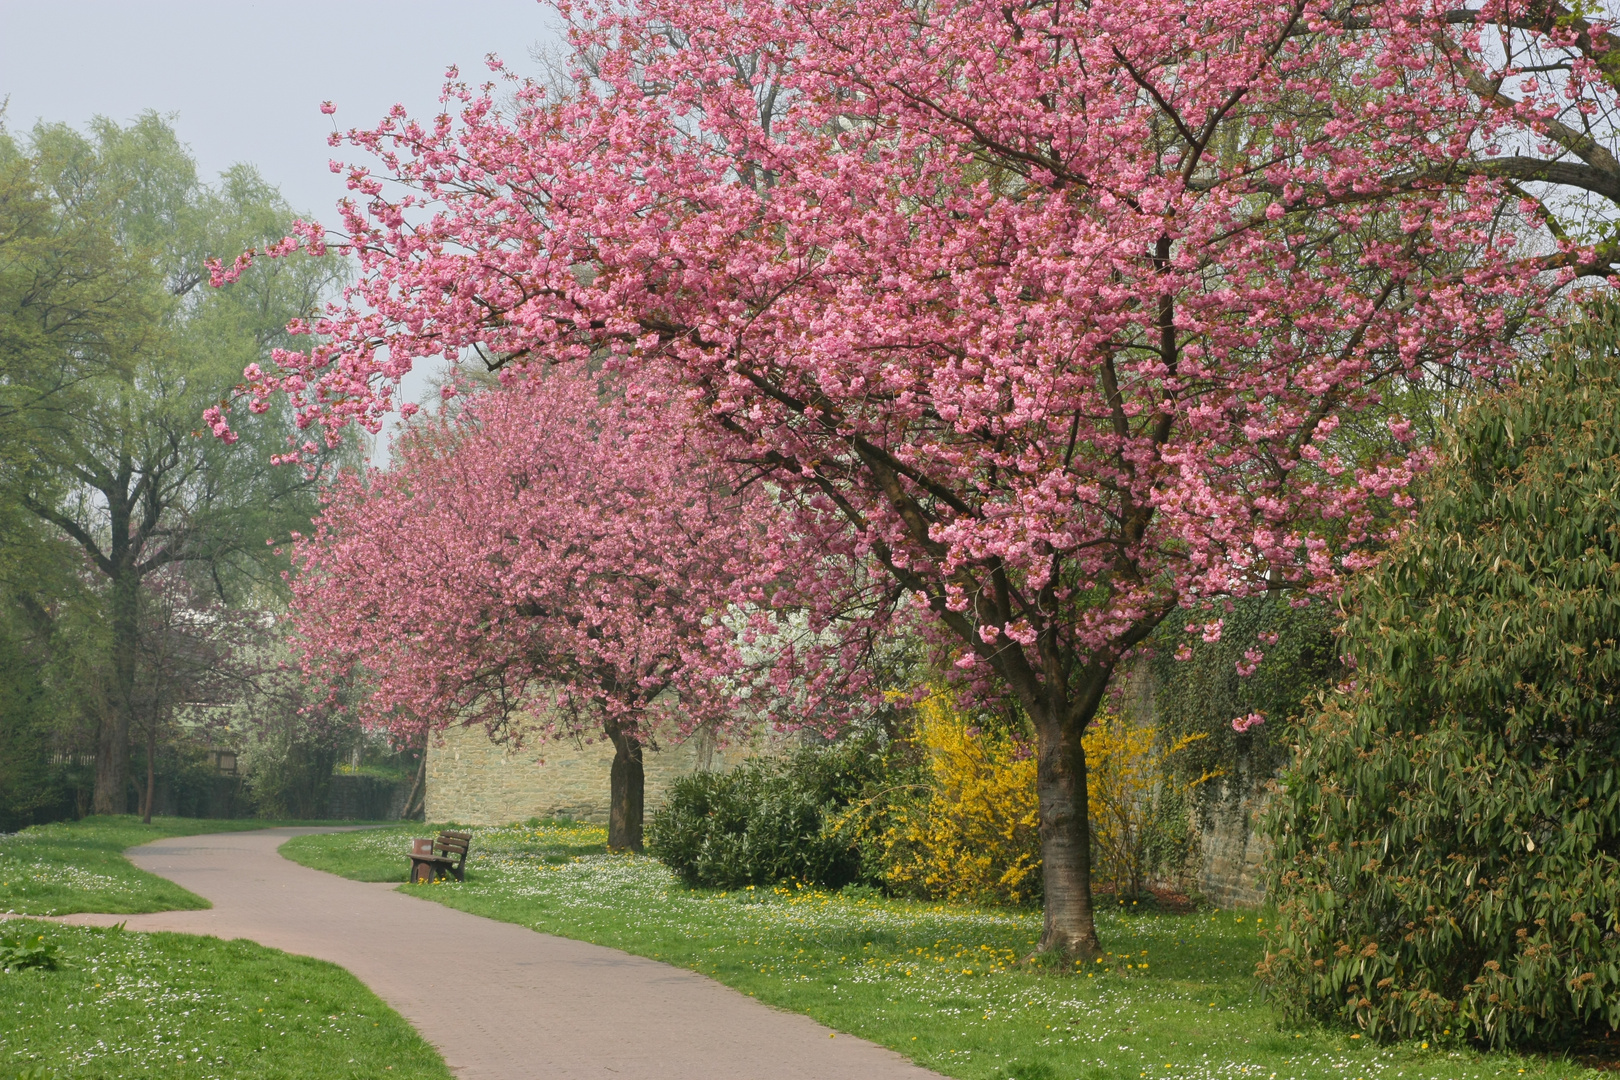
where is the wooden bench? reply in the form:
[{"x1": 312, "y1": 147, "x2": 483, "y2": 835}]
[{"x1": 407, "y1": 830, "x2": 472, "y2": 884}]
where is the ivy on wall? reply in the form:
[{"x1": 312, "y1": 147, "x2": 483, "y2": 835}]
[{"x1": 1148, "y1": 596, "x2": 1340, "y2": 816}]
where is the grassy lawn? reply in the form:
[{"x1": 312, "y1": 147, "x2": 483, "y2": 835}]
[
  {"x1": 0, "y1": 816, "x2": 383, "y2": 917},
  {"x1": 0, "y1": 920, "x2": 450, "y2": 1080},
  {"x1": 282, "y1": 822, "x2": 1605, "y2": 1080}
]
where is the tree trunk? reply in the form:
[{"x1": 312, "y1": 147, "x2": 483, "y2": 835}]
[
  {"x1": 91, "y1": 701, "x2": 128, "y2": 816},
  {"x1": 92, "y1": 573, "x2": 138, "y2": 816},
  {"x1": 1033, "y1": 711, "x2": 1102, "y2": 959},
  {"x1": 401, "y1": 743, "x2": 428, "y2": 820},
  {"x1": 606, "y1": 725, "x2": 645, "y2": 853},
  {"x1": 141, "y1": 721, "x2": 156, "y2": 824}
]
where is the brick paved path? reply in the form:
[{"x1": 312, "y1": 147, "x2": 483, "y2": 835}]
[{"x1": 46, "y1": 828, "x2": 945, "y2": 1080}]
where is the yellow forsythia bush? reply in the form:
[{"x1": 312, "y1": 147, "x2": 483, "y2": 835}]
[
  {"x1": 872, "y1": 690, "x2": 1043, "y2": 906},
  {"x1": 1083, "y1": 712, "x2": 1215, "y2": 899}
]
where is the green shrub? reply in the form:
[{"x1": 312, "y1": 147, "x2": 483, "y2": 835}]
[
  {"x1": 0, "y1": 625, "x2": 83, "y2": 831},
  {"x1": 647, "y1": 740, "x2": 885, "y2": 889},
  {"x1": 1260, "y1": 305, "x2": 1620, "y2": 1048},
  {"x1": 241, "y1": 720, "x2": 342, "y2": 819}
]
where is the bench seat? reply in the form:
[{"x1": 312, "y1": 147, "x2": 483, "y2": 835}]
[{"x1": 408, "y1": 830, "x2": 472, "y2": 884}]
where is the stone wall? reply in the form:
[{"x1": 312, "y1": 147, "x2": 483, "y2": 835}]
[
  {"x1": 425, "y1": 723, "x2": 770, "y2": 826},
  {"x1": 1123, "y1": 660, "x2": 1272, "y2": 908},
  {"x1": 425, "y1": 690, "x2": 1279, "y2": 904},
  {"x1": 1192, "y1": 778, "x2": 1270, "y2": 908}
]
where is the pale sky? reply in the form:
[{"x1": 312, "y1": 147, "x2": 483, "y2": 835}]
[
  {"x1": 1, "y1": 0, "x2": 561, "y2": 218},
  {"x1": 1, "y1": 0, "x2": 564, "y2": 445}
]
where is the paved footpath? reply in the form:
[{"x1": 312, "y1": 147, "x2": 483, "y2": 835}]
[{"x1": 32, "y1": 828, "x2": 944, "y2": 1080}]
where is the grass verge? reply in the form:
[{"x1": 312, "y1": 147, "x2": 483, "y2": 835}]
[
  {"x1": 0, "y1": 920, "x2": 450, "y2": 1079},
  {"x1": 0, "y1": 816, "x2": 379, "y2": 917},
  {"x1": 282, "y1": 821, "x2": 1604, "y2": 1080}
]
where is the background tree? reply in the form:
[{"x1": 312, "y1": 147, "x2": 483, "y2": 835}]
[
  {"x1": 293, "y1": 368, "x2": 765, "y2": 851},
  {"x1": 1262, "y1": 300, "x2": 1620, "y2": 1048},
  {"x1": 0, "y1": 114, "x2": 343, "y2": 814},
  {"x1": 0, "y1": 115, "x2": 145, "y2": 443},
  {"x1": 0, "y1": 515, "x2": 93, "y2": 829},
  {"x1": 130, "y1": 566, "x2": 268, "y2": 824},
  {"x1": 0, "y1": 117, "x2": 148, "y2": 825}
]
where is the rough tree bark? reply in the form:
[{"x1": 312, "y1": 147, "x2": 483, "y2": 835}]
[
  {"x1": 141, "y1": 719, "x2": 156, "y2": 824},
  {"x1": 400, "y1": 743, "x2": 428, "y2": 821},
  {"x1": 1032, "y1": 708, "x2": 1102, "y2": 958},
  {"x1": 93, "y1": 570, "x2": 138, "y2": 815},
  {"x1": 606, "y1": 721, "x2": 645, "y2": 853}
]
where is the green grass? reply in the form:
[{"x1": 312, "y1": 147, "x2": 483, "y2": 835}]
[
  {"x1": 281, "y1": 822, "x2": 1605, "y2": 1080},
  {"x1": 332, "y1": 764, "x2": 409, "y2": 782},
  {"x1": 0, "y1": 919, "x2": 451, "y2": 1080},
  {"x1": 0, "y1": 816, "x2": 382, "y2": 917}
]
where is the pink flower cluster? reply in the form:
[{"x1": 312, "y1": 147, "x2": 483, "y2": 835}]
[
  {"x1": 1232, "y1": 713, "x2": 1267, "y2": 734},
  {"x1": 290, "y1": 368, "x2": 772, "y2": 748}
]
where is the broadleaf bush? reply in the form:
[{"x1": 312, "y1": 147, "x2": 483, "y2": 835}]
[
  {"x1": 1260, "y1": 305, "x2": 1620, "y2": 1048},
  {"x1": 647, "y1": 740, "x2": 885, "y2": 889},
  {"x1": 0, "y1": 930, "x2": 61, "y2": 973}
]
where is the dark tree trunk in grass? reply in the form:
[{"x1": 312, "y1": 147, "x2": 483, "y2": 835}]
[
  {"x1": 1034, "y1": 713, "x2": 1102, "y2": 958},
  {"x1": 93, "y1": 571, "x2": 138, "y2": 815},
  {"x1": 1022, "y1": 664, "x2": 1120, "y2": 959},
  {"x1": 607, "y1": 723, "x2": 645, "y2": 853},
  {"x1": 401, "y1": 744, "x2": 428, "y2": 820},
  {"x1": 92, "y1": 713, "x2": 128, "y2": 816},
  {"x1": 141, "y1": 720, "x2": 156, "y2": 824}
]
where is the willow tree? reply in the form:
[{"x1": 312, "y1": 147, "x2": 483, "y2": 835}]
[{"x1": 0, "y1": 115, "x2": 343, "y2": 813}]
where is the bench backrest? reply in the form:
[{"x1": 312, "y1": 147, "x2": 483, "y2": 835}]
[{"x1": 434, "y1": 830, "x2": 472, "y2": 866}]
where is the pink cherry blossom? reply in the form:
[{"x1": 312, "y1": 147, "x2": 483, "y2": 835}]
[
  {"x1": 222, "y1": 0, "x2": 1602, "y2": 955},
  {"x1": 290, "y1": 368, "x2": 774, "y2": 849},
  {"x1": 1232, "y1": 712, "x2": 1267, "y2": 734}
]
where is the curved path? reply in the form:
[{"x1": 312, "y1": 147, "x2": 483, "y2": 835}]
[{"x1": 41, "y1": 828, "x2": 944, "y2": 1080}]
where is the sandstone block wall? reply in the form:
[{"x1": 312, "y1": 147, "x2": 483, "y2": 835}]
[
  {"x1": 1193, "y1": 779, "x2": 1270, "y2": 908},
  {"x1": 424, "y1": 723, "x2": 769, "y2": 826}
]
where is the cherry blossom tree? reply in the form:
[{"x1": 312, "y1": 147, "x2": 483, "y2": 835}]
[
  {"x1": 221, "y1": 0, "x2": 1592, "y2": 955},
  {"x1": 291, "y1": 368, "x2": 763, "y2": 850},
  {"x1": 1343, "y1": 0, "x2": 1620, "y2": 268}
]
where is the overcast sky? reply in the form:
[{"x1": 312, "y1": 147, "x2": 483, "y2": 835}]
[
  {"x1": 1, "y1": 0, "x2": 560, "y2": 217},
  {"x1": 1, "y1": 1, "x2": 564, "y2": 448}
]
